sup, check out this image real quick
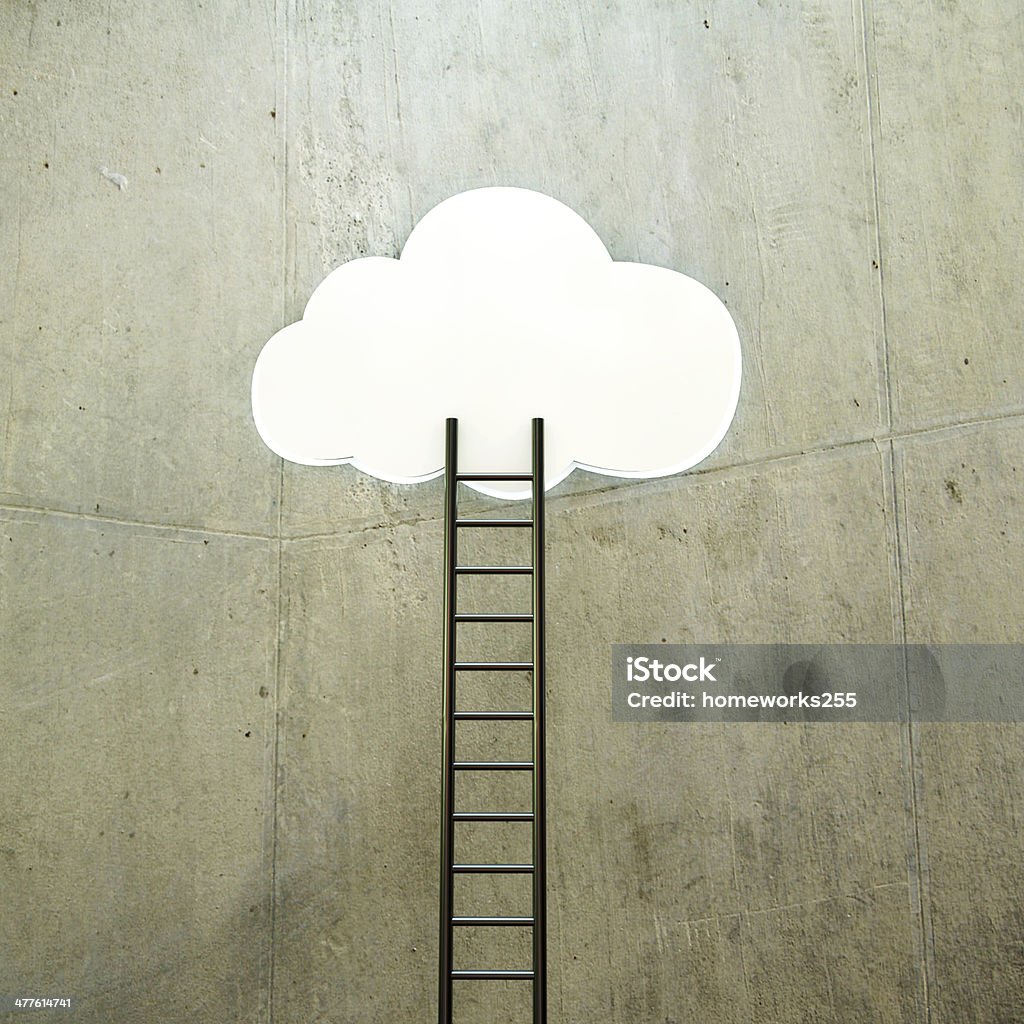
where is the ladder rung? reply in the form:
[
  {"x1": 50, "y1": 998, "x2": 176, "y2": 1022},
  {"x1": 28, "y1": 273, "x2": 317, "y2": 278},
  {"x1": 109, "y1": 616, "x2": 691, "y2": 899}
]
[
  {"x1": 453, "y1": 613, "x2": 533, "y2": 623},
  {"x1": 452, "y1": 916, "x2": 535, "y2": 927},
  {"x1": 453, "y1": 711, "x2": 533, "y2": 721},
  {"x1": 456, "y1": 473, "x2": 533, "y2": 482},
  {"x1": 454, "y1": 761, "x2": 534, "y2": 771},
  {"x1": 453, "y1": 864, "x2": 534, "y2": 874},
  {"x1": 453, "y1": 811, "x2": 535, "y2": 821},
  {"x1": 455, "y1": 566, "x2": 533, "y2": 575},
  {"x1": 451, "y1": 970, "x2": 535, "y2": 980},
  {"x1": 454, "y1": 662, "x2": 533, "y2": 672},
  {"x1": 456, "y1": 519, "x2": 533, "y2": 528}
]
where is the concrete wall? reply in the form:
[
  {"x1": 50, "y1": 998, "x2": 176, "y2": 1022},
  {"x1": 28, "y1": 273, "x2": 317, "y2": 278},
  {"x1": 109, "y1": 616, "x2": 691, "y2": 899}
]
[{"x1": 2, "y1": 1, "x2": 1021, "y2": 1021}]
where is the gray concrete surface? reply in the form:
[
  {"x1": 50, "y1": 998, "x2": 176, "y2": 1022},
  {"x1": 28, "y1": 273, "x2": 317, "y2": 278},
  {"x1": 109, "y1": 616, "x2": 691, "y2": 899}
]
[{"x1": 2, "y1": 1, "x2": 1021, "y2": 1022}]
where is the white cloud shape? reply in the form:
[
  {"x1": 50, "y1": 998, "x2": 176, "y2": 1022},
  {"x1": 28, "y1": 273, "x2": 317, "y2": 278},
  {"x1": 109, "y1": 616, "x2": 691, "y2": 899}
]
[{"x1": 252, "y1": 187, "x2": 741, "y2": 499}]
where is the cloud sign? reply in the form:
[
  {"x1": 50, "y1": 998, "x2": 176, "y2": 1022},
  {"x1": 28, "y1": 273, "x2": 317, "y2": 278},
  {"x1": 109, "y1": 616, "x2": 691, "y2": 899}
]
[{"x1": 252, "y1": 187, "x2": 741, "y2": 498}]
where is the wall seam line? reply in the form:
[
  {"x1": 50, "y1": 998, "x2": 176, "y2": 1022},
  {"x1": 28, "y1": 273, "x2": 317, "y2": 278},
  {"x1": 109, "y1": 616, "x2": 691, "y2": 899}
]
[
  {"x1": 859, "y1": 0, "x2": 935, "y2": 1018},
  {"x1": 1, "y1": 402, "x2": 1021, "y2": 549},
  {"x1": 267, "y1": 453, "x2": 284, "y2": 1024},
  {"x1": 267, "y1": 1, "x2": 290, "y2": 1021}
]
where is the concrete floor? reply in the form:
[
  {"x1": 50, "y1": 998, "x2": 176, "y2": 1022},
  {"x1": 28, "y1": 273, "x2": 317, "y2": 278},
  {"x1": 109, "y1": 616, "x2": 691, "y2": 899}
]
[{"x1": 2, "y1": 2, "x2": 1022, "y2": 1021}]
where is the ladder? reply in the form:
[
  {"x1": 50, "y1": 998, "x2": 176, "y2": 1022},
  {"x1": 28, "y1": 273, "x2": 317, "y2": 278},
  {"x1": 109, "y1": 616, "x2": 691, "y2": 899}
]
[{"x1": 438, "y1": 417, "x2": 546, "y2": 1024}]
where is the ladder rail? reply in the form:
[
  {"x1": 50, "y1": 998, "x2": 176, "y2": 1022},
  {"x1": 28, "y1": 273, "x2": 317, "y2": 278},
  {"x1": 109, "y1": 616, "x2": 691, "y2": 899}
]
[
  {"x1": 438, "y1": 418, "x2": 459, "y2": 1024},
  {"x1": 530, "y1": 418, "x2": 547, "y2": 1024}
]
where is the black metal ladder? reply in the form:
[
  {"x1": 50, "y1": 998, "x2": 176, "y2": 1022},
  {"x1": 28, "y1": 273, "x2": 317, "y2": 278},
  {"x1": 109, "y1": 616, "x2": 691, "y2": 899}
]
[{"x1": 438, "y1": 417, "x2": 546, "y2": 1024}]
